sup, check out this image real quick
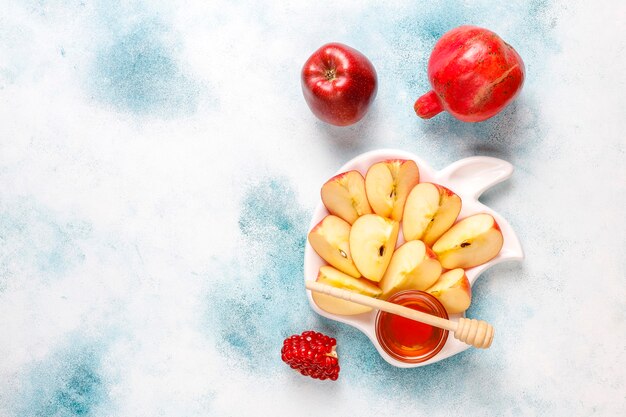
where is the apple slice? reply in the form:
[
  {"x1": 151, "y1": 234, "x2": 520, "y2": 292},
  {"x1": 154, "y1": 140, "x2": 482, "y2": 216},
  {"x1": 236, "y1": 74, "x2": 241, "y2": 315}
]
[
  {"x1": 308, "y1": 215, "x2": 361, "y2": 278},
  {"x1": 349, "y1": 214, "x2": 399, "y2": 282},
  {"x1": 403, "y1": 183, "x2": 462, "y2": 246},
  {"x1": 379, "y1": 240, "x2": 442, "y2": 298},
  {"x1": 432, "y1": 213, "x2": 504, "y2": 269},
  {"x1": 321, "y1": 171, "x2": 372, "y2": 224},
  {"x1": 311, "y1": 266, "x2": 382, "y2": 315},
  {"x1": 365, "y1": 159, "x2": 420, "y2": 221},
  {"x1": 426, "y1": 268, "x2": 472, "y2": 314}
]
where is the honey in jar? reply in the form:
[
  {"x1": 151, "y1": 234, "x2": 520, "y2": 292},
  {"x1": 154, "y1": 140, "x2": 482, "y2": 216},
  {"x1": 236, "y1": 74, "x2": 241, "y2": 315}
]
[{"x1": 375, "y1": 290, "x2": 449, "y2": 363}]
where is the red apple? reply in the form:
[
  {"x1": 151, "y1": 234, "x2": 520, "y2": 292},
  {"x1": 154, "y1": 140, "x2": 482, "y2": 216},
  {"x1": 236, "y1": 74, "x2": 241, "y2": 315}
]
[
  {"x1": 301, "y1": 43, "x2": 377, "y2": 126},
  {"x1": 414, "y1": 26, "x2": 525, "y2": 122}
]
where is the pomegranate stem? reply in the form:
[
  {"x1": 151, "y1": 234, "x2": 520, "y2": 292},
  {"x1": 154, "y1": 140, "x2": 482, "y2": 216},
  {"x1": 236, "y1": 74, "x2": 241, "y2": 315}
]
[{"x1": 414, "y1": 90, "x2": 444, "y2": 119}]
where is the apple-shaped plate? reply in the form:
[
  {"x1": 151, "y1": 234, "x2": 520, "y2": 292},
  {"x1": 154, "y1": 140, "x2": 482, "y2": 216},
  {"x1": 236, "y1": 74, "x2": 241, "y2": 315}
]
[{"x1": 304, "y1": 149, "x2": 524, "y2": 368}]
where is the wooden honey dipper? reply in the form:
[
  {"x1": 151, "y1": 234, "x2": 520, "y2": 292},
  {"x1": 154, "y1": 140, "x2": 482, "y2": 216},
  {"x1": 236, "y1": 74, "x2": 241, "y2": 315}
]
[{"x1": 306, "y1": 281, "x2": 494, "y2": 349}]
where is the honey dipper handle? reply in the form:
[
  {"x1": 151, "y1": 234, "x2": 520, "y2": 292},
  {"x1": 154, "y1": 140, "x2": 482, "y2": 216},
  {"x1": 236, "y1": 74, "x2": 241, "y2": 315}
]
[
  {"x1": 453, "y1": 317, "x2": 495, "y2": 349},
  {"x1": 306, "y1": 281, "x2": 495, "y2": 349},
  {"x1": 305, "y1": 281, "x2": 457, "y2": 332}
]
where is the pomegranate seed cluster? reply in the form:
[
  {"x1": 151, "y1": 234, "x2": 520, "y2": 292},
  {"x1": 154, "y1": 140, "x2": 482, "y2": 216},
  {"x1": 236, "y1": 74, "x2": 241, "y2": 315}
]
[{"x1": 281, "y1": 331, "x2": 339, "y2": 380}]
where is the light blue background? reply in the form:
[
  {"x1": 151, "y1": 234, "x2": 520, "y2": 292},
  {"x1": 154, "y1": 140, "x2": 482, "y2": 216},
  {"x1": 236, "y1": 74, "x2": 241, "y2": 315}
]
[{"x1": 1, "y1": 1, "x2": 624, "y2": 416}]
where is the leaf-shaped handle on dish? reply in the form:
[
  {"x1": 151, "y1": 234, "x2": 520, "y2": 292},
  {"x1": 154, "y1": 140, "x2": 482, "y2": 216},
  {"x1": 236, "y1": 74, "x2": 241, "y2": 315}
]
[{"x1": 438, "y1": 157, "x2": 513, "y2": 200}]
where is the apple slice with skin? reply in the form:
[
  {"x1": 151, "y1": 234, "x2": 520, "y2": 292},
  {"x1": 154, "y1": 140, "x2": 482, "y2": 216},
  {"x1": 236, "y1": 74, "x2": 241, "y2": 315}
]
[
  {"x1": 379, "y1": 240, "x2": 442, "y2": 298},
  {"x1": 349, "y1": 214, "x2": 399, "y2": 282},
  {"x1": 321, "y1": 171, "x2": 372, "y2": 224},
  {"x1": 432, "y1": 213, "x2": 504, "y2": 269},
  {"x1": 308, "y1": 215, "x2": 361, "y2": 278},
  {"x1": 312, "y1": 266, "x2": 382, "y2": 315},
  {"x1": 426, "y1": 268, "x2": 472, "y2": 314},
  {"x1": 365, "y1": 159, "x2": 420, "y2": 221},
  {"x1": 403, "y1": 182, "x2": 462, "y2": 246}
]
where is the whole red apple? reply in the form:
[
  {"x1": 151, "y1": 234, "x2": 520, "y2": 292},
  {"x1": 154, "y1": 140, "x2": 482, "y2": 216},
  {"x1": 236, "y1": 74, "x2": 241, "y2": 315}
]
[
  {"x1": 414, "y1": 26, "x2": 525, "y2": 122},
  {"x1": 301, "y1": 43, "x2": 377, "y2": 126}
]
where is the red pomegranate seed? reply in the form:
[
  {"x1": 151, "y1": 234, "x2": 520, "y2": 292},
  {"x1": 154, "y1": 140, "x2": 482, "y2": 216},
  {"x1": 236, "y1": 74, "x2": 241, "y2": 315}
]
[{"x1": 281, "y1": 331, "x2": 339, "y2": 381}]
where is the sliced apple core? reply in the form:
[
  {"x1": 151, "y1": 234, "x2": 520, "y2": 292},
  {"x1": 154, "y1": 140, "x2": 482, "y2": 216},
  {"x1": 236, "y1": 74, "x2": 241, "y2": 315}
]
[
  {"x1": 432, "y1": 213, "x2": 504, "y2": 269},
  {"x1": 311, "y1": 266, "x2": 382, "y2": 315},
  {"x1": 349, "y1": 214, "x2": 399, "y2": 282},
  {"x1": 321, "y1": 171, "x2": 372, "y2": 224},
  {"x1": 426, "y1": 268, "x2": 472, "y2": 314},
  {"x1": 403, "y1": 183, "x2": 461, "y2": 246},
  {"x1": 317, "y1": 266, "x2": 382, "y2": 296},
  {"x1": 308, "y1": 215, "x2": 361, "y2": 277},
  {"x1": 403, "y1": 183, "x2": 440, "y2": 240},
  {"x1": 379, "y1": 240, "x2": 442, "y2": 298},
  {"x1": 365, "y1": 160, "x2": 419, "y2": 221}
]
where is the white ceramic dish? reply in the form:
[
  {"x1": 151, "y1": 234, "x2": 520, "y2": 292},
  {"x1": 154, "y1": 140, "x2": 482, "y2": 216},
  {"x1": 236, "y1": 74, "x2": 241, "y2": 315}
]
[{"x1": 304, "y1": 149, "x2": 524, "y2": 368}]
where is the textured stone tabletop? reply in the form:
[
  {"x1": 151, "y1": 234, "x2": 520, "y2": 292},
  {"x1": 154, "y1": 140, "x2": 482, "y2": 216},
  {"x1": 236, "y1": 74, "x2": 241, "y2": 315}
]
[{"x1": 1, "y1": 1, "x2": 624, "y2": 416}]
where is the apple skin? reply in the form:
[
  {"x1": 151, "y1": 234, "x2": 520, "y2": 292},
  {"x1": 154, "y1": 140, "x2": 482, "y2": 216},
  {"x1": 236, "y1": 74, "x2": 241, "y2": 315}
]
[
  {"x1": 302, "y1": 43, "x2": 377, "y2": 126},
  {"x1": 414, "y1": 26, "x2": 525, "y2": 122}
]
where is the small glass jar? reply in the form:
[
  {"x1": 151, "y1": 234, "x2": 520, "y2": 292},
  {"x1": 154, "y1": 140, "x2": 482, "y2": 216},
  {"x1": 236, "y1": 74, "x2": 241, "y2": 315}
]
[{"x1": 375, "y1": 290, "x2": 449, "y2": 364}]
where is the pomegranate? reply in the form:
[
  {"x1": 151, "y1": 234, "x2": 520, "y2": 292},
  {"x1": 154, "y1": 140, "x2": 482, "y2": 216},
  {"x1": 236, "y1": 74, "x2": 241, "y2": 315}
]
[
  {"x1": 281, "y1": 331, "x2": 339, "y2": 380},
  {"x1": 414, "y1": 25, "x2": 525, "y2": 122}
]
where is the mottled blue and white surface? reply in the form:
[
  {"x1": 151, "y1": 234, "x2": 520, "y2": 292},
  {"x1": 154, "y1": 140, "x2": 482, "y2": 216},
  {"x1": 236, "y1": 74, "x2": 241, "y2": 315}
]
[{"x1": 1, "y1": 1, "x2": 624, "y2": 415}]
